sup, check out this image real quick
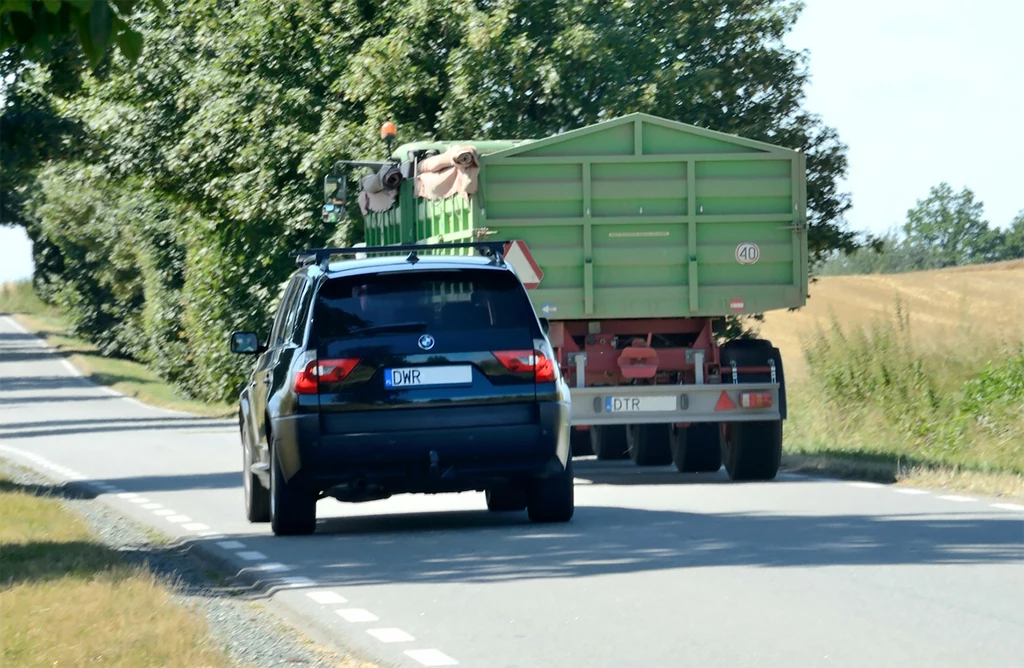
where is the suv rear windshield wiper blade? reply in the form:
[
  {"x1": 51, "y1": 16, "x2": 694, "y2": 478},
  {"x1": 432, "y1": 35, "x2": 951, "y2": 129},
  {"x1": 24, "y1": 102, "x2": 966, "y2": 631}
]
[{"x1": 345, "y1": 321, "x2": 428, "y2": 337}]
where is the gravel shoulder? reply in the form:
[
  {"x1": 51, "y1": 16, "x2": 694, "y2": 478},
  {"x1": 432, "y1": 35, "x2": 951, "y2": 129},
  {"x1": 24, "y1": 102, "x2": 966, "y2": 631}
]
[{"x1": 0, "y1": 458, "x2": 373, "y2": 668}]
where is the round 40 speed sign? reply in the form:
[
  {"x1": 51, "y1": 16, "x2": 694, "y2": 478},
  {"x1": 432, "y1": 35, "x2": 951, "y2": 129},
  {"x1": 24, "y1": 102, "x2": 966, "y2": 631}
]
[{"x1": 735, "y1": 242, "x2": 760, "y2": 265}]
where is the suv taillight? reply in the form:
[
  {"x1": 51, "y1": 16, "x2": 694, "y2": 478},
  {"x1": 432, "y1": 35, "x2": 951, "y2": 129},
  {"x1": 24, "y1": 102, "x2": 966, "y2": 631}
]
[
  {"x1": 294, "y1": 358, "x2": 360, "y2": 394},
  {"x1": 492, "y1": 350, "x2": 557, "y2": 383}
]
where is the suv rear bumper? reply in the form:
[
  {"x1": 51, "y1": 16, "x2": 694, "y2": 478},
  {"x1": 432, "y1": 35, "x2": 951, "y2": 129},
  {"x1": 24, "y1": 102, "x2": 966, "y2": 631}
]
[{"x1": 271, "y1": 401, "x2": 570, "y2": 495}]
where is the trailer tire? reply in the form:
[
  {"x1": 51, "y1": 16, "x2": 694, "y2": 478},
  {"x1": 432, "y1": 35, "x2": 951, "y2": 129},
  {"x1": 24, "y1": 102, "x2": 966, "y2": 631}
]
[
  {"x1": 626, "y1": 424, "x2": 673, "y2": 466},
  {"x1": 722, "y1": 420, "x2": 782, "y2": 481},
  {"x1": 670, "y1": 423, "x2": 723, "y2": 473},
  {"x1": 591, "y1": 425, "x2": 629, "y2": 460},
  {"x1": 570, "y1": 428, "x2": 593, "y2": 458},
  {"x1": 720, "y1": 339, "x2": 787, "y2": 420}
]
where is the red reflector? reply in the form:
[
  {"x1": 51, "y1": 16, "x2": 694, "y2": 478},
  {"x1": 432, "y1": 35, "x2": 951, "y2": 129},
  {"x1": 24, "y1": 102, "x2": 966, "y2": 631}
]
[
  {"x1": 493, "y1": 350, "x2": 557, "y2": 383},
  {"x1": 740, "y1": 391, "x2": 773, "y2": 409},
  {"x1": 294, "y1": 358, "x2": 360, "y2": 394},
  {"x1": 714, "y1": 391, "x2": 737, "y2": 412}
]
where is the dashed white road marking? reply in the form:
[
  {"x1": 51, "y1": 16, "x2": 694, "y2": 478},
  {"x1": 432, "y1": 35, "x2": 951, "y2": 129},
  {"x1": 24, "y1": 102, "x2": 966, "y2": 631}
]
[
  {"x1": 117, "y1": 492, "x2": 140, "y2": 499},
  {"x1": 404, "y1": 649, "x2": 459, "y2": 666},
  {"x1": 237, "y1": 551, "x2": 267, "y2": 561},
  {"x1": 217, "y1": 540, "x2": 246, "y2": 550},
  {"x1": 893, "y1": 488, "x2": 929, "y2": 495},
  {"x1": 153, "y1": 509, "x2": 176, "y2": 516},
  {"x1": 182, "y1": 522, "x2": 209, "y2": 531},
  {"x1": 573, "y1": 478, "x2": 594, "y2": 485},
  {"x1": 279, "y1": 576, "x2": 316, "y2": 588},
  {"x1": 252, "y1": 562, "x2": 291, "y2": 572},
  {"x1": 991, "y1": 503, "x2": 1024, "y2": 511},
  {"x1": 848, "y1": 482, "x2": 883, "y2": 489},
  {"x1": 307, "y1": 591, "x2": 347, "y2": 605},
  {"x1": 938, "y1": 495, "x2": 975, "y2": 503},
  {"x1": 129, "y1": 497, "x2": 149, "y2": 504},
  {"x1": 367, "y1": 628, "x2": 415, "y2": 643},
  {"x1": 166, "y1": 515, "x2": 191, "y2": 523},
  {"x1": 141, "y1": 503, "x2": 163, "y2": 510},
  {"x1": 336, "y1": 608, "x2": 380, "y2": 623}
]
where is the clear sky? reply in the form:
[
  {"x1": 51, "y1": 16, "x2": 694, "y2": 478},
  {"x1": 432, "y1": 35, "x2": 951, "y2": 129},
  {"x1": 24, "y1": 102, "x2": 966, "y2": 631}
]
[{"x1": 2, "y1": 0, "x2": 1022, "y2": 282}]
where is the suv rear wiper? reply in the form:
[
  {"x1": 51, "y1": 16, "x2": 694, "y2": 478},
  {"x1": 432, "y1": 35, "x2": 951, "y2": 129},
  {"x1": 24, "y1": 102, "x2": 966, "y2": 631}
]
[{"x1": 346, "y1": 321, "x2": 428, "y2": 337}]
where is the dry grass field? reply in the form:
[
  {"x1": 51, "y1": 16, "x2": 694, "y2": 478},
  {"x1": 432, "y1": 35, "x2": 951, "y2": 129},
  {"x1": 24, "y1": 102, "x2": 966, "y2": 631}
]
[
  {"x1": 760, "y1": 259, "x2": 1024, "y2": 381},
  {"x1": 761, "y1": 260, "x2": 1024, "y2": 494}
]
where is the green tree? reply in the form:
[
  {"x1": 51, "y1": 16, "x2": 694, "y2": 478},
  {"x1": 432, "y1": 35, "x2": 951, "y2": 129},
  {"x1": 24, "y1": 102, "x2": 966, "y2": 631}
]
[
  {"x1": 1000, "y1": 211, "x2": 1024, "y2": 260},
  {"x1": 902, "y1": 183, "x2": 1000, "y2": 269},
  {"x1": 1, "y1": 0, "x2": 144, "y2": 64}
]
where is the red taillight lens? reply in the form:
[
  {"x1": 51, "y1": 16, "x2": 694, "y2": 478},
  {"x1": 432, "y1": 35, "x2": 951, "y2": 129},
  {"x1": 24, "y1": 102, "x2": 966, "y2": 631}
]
[
  {"x1": 293, "y1": 358, "x2": 360, "y2": 394},
  {"x1": 739, "y1": 391, "x2": 773, "y2": 409},
  {"x1": 493, "y1": 350, "x2": 557, "y2": 383}
]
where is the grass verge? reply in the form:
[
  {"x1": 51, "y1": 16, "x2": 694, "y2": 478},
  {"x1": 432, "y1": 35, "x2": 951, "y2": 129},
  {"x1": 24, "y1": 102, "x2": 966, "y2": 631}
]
[
  {"x1": 782, "y1": 295, "x2": 1024, "y2": 499},
  {"x1": 0, "y1": 471, "x2": 234, "y2": 667},
  {"x1": 1, "y1": 281, "x2": 232, "y2": 417}
]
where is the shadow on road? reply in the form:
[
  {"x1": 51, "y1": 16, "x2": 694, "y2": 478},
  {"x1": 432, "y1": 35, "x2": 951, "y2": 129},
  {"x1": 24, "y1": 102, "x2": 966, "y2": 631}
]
[{"x1": 214, "y1": 503, "x2": 1024, "y2": 586}]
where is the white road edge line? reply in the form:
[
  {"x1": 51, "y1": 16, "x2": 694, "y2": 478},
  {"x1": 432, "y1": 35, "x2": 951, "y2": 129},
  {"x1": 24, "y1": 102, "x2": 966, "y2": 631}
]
[
  {"x1": 252, "y1": 562, "x2": 291, "y2": 572},
  {"x1": 938, "y1": 495, "x2": 975, "y2": 503},
  {"x1": 991, "y1": 503, "x2": 1024, "y2": 511},
  {"x1": 404, "y1": 649, "x2": 459, "y2": 666},
  {"x1": 335, "y1": 609, "x2": 379, "y2": 623},
  {"x1": 236, "y1": 551, "x2": 267, "y2": 561},
  {"x1": 307, "y1": 591, "x2": 347, "y2": 605},
  {"x1": 182, "y1": 522, "x2": 209, "y2": 531},
  {"x1": 893, "y1": 488, "x2": 930, "y2": 495},
  {"x1": 279, "y1": 576, "x2": 316, "y2": 588},
  {"x1": 153, "y1": 509, "x2": 176, "y2": 516},
  {"x1": 367, "y1": 628, "x2": 415, "y2": 643},
  {"x1": 166, "y1": 515, "x2": 191, "y2": 523},
  {"x1": 848, "y1": 482, "x2": 883, "y2": 489},
  {"x1": 141, "y1": 503, "x2": 163, "y2": 510}
]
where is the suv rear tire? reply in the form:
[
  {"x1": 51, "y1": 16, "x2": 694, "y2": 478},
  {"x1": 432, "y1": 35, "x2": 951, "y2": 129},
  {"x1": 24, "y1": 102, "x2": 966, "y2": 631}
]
[
  {"x1": 270, "y1": 443, "x2": 317, "y2": 536},
  {"x1": 486, "y1": 486, "x2": 528, "y2": 512},
  {"x1": 670, "y1": 423, "x2": 723, "y2": 473},
  {"x1": 242, "y1": 426, "x2": 270, "y2": 522},
  {"x1": 591, "y1": 425, "x2": 629, "y2": 460},
  {"x1": 626, "y1": 424, "x2": 673, "y2": 466},
  {"x1": 722, "y1": 420, "x2": 782, "y2": 481},
  {"x1": 527, "y1": 457, "x2": 574, "y2": 523}
]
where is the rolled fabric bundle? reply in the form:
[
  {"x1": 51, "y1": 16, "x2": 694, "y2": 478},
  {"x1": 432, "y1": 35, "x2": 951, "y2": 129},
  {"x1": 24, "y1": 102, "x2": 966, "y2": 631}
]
[
  {"x1": 419, "y1": 145, "x2": 479, "y2": 174},
  {"x1": 379, "y1": 164, "x2": 403, "y2": 190},
  {"x1": 361, "y1": 172, "x2": 385, "y2": 194},
  {"x1": 358, "y1": 188, "x2": 398, "y2": 214},
  {"x1": 415, "y1": 145, "x2": 480, "y2": 201}
]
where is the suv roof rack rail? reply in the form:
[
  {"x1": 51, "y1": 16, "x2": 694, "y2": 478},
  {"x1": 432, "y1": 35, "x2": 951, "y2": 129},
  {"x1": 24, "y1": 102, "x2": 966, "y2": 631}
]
[{"x1": 292, "y1": 241, "x2": 509, "y2": 270}]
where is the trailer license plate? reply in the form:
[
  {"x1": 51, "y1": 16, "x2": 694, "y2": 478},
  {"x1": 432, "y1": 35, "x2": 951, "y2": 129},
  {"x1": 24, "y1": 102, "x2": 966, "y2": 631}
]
[
  {"x1": 385, "y1": 365, "x2": 472, "y2": 388},
  {"x1": 605, "y1": 396, "x2": 678, "y2": 413}
]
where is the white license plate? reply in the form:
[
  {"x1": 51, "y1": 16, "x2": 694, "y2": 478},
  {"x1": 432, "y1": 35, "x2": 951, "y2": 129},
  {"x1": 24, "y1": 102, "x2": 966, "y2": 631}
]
[
  {"x1": 605, "y1": 396, "x2": 678, "y2": 413},
  {"x1": 384, "y1": 365, "x2": 473, "y2": 388}
]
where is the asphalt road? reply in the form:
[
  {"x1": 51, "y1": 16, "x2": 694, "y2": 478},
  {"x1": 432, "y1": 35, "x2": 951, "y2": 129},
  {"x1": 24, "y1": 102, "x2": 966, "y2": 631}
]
[{"x1": 2, "y1": 315, "x2": 1023, "y2": 668}]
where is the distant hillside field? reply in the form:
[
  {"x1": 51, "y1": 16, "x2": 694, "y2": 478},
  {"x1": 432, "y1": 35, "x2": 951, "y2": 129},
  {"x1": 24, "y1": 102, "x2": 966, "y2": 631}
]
[{"x1": 759, "y1": 260, "x2": 1024, "y2": 380}]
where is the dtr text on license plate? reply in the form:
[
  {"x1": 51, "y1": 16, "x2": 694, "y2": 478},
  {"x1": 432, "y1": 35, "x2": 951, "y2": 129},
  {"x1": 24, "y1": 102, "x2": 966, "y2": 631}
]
[{"x1": 605, "y1": 396, "x2": 678, "y2": 413}]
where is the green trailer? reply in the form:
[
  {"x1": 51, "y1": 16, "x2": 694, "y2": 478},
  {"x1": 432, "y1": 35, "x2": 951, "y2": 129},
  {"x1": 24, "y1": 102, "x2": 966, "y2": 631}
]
[{"x1": 325, "y1": 113, "x2": 808, "y2": 481}]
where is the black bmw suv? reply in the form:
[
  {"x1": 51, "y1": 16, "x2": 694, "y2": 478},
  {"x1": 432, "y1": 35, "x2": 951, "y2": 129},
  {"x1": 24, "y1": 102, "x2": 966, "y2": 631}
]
[{"x1": 230, "y1": 243, "x2": 573, "y2": 535}]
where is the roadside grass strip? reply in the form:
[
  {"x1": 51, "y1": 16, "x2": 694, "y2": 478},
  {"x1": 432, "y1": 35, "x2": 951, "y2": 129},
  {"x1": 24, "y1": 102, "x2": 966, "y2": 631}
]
[{"x1": 0, "y1": 472, "x2": 233, "y2": 667}]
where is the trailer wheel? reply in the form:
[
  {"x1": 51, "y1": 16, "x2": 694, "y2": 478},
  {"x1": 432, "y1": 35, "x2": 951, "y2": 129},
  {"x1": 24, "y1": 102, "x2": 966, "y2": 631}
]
[
  {"x1": 722, "y1": 420, "x2": 782, "y2": 481},
  {"x1": 626, "y1": 424, "x2": 673, "y2": 466},
  {"x1": 570, "y1": 428, "x2": 593, "y2": 458},
  {"x1": 670, "y1": 423, "x2": 723, "y2": 473},
  {"x1": 591, "y1": 425, "x2": 629, "y2": 460}
]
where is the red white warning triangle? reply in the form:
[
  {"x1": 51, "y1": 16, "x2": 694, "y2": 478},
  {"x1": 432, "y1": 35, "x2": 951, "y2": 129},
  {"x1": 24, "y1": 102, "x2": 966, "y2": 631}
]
[{"x1": 503, "y1": 240, "x2": 544, "y2": 289}]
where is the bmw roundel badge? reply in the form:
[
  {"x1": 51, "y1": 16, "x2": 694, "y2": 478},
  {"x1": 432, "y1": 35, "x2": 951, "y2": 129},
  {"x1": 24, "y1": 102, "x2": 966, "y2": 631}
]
[{"x1": 417, "y1": 334, "x2": 435, "y2": 351}]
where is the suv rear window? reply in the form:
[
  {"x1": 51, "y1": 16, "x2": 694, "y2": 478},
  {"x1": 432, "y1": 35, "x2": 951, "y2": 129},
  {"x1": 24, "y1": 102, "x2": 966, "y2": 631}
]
[{"x1": 314, "y1": 269, "x2": 535, "y2": 340}]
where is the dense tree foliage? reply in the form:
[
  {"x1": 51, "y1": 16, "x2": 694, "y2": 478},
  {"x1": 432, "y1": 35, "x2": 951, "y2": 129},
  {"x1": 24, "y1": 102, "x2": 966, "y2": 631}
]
[
  {"x1": 819, "y1": 184, "x2": 1023, "y2": 276},
  {"x1": 1, "y1": 0, "x2": 145, "y2": 65},
  {"x1": 4, "y1": 0, "x2": 865, "y2": 402}
]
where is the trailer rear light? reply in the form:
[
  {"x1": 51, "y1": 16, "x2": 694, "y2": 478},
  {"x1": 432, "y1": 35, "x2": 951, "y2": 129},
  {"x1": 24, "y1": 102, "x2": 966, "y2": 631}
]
[
  {"x1": 493, "y1": 350, "x2": 557, "y2": 383},
  {"x1": 739, "y1": 391, "x2": 773, "y2": 409},
  {"x1": 294, "y1": 358, "x2": 360, "y2": 394}
]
